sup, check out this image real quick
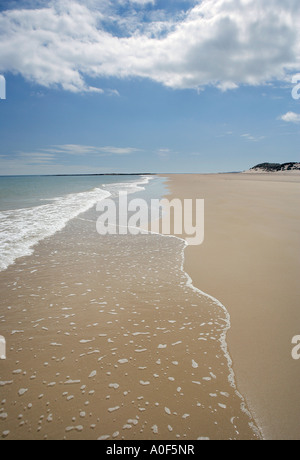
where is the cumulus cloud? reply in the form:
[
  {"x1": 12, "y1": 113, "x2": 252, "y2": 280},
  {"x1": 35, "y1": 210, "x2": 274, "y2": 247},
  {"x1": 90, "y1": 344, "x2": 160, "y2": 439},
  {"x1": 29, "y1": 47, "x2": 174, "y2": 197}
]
[
  {"x1": 281, "y1": 112, "x2": 300, "y2": 124},
  {"x1": 0, "y1": 0, "x2": 299, "y2": 93}
]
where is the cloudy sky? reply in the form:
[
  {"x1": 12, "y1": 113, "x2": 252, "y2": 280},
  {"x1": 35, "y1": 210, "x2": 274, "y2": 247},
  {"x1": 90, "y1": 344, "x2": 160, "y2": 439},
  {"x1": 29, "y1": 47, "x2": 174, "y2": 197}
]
[{"x1": 0, "y1": 0, "x2": 299, "y2": 175}]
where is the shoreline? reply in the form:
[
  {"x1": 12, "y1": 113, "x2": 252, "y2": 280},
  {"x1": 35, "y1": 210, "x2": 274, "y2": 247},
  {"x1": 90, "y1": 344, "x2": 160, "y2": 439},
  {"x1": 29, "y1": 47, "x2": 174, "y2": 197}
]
[
  {"x1": 0, "y1": 175, "x2": 261, "y2": 440},
  {"x1": 163, "y1": 173, "x2": 300, "y2": 440},
  {"x1": 144, "y1": 229, "x2": 262, "y2": 438},
  {"x1": 177, "y1": 240, "x2": 263, "y2": 440}
]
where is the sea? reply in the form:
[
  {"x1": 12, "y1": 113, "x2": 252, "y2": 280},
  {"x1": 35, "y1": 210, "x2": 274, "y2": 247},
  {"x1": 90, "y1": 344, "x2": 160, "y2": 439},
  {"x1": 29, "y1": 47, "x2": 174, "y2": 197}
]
[{"x1": 0, "y1": 174, "x2": 165, "y2": 272}]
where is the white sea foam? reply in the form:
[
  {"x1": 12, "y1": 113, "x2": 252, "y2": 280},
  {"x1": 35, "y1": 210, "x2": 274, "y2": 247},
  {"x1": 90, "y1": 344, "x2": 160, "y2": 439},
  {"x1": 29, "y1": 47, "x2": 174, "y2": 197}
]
[
  {"x1": 0, "y1": 187, "x2": 111, "y2": 271},
  {"x1": 0, "y1": 175, "x2": 153, "y2": 272},
  {"x1": 102, "y1": 175, "x2": 153, "y2": 197},
  {"x1": 132, "y1": 212, "x2": 263, "y2": 439}
]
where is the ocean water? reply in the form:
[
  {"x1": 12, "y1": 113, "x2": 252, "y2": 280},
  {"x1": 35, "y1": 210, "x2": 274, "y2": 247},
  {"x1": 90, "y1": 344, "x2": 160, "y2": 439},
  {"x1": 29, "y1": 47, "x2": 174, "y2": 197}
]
[{"x1": 0, "y1": 174, "x2": 161, "y2": 272}]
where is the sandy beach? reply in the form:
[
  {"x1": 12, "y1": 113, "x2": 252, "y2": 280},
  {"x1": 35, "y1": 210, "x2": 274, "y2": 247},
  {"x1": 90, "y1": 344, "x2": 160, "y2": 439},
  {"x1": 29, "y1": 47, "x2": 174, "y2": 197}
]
[
  {"x1": 0, "y1": 172, "x2": 299, "y2": 440},
  {"x1": 164, "y1": 173, "x2": 300, "y2": 440},
  {"x1": 0, "y1": 179, "x2": 261, "y2": 441}
]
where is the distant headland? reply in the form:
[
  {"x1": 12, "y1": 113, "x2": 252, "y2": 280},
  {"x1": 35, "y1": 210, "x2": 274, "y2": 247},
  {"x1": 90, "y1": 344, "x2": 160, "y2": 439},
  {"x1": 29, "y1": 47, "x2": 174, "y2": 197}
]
[
  {"x1": 244, "y1": 162, "x2": 300, "y2": 173},
  {"x1": 51, "y1": 173, "x2": 156, "y2": 177}
]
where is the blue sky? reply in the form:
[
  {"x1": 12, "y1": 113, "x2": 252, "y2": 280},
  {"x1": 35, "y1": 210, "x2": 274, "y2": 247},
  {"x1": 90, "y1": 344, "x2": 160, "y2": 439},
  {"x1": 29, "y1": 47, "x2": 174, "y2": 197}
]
[{"x1": 0, "y1": 0, "x2": 299, "y2": 175}]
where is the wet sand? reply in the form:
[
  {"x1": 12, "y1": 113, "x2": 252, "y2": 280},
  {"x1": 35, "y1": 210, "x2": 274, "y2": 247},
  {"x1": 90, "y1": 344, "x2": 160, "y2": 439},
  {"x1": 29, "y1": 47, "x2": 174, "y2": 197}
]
[
  {"x1": 164, "y1": 173, "x2": 300, "y2": 440},
  {"x1": 0, "y1": 192, "x2": 260, "y2": 440}
]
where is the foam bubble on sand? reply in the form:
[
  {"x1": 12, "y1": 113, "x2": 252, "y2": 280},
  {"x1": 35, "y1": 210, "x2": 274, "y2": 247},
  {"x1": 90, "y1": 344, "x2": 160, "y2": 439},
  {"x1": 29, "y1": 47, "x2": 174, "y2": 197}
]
[
  {"x1": 123, "y1": 424, "x2": 132, "y2": 430},
  {"x1": 109, "y1": 383, "x2": 120, "y2": 390},
  {"x1": 218, "y1": 403, "x2": 227, "y2": 409},
  {"x1": 132, "y1": 332, "x2": 150, "y2": 336},
  {"x1": 152, "y1": 425, "x2": 159, "y2": 434},
  {"x1": 87, "y1": 350, "x2": 100, "y2": 355},
  {"x1": 108, "y1": 406, "x2": 120, "y2": 413},
  {"x1": 18, "y1": 389, "x2": 28, "y2": 396},
  {"x1": 66, "y1": 426, "x2": 83, "y2": 433},
  {"x1": 192, "y1": 360, "x2": 199, "y2": 369},
  {"x1": 127, "y1": 419, "x2": 139, "y2": 426}
]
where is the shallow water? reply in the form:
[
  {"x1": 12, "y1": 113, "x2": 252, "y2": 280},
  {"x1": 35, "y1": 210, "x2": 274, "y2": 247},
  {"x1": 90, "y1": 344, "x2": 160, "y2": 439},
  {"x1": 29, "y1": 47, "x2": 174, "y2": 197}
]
[{"x1": 0, "y1": 175, "x2": 154, "y2": 272}]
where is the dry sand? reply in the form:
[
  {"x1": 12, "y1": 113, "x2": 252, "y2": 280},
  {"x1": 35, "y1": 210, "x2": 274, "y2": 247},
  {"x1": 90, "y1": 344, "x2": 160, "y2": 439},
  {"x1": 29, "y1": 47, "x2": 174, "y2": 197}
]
[{"x1": 164, "y1": 173, "x2": 300, "y2": 440}]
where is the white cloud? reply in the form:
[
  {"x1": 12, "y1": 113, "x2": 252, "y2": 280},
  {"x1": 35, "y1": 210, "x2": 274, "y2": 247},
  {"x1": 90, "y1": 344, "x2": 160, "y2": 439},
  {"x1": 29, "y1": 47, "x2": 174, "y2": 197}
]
[
  {"x1": 124, "y1": 0, "x2": 156, "y2": 5},
  {"x1": 156, "y1": 148, "x2": 173, "y2": 159},
  {"x1": 0, "y1": 143, "x2": 141, "y2": 174},
  {"x1": 6, "y1": 144, "x2": 141, "y2": 162},
  {"x1": 0, "y1": 0, "x2": 299, "y2": 93},
  {"x1": 241, "y1": 133, "x2": 265, "y2": 142},
  {"x1": 280, "y1": 112, "x2": 300, "y2": 124},
  {"x1": 18, "y1": 151, "x2": 56, "y2": 163},
  {"x1": 43, "y1": 144, "x2": 141, "y2": 155}
]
